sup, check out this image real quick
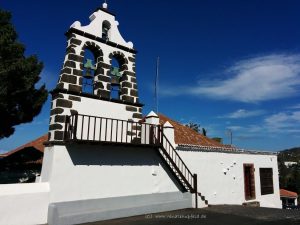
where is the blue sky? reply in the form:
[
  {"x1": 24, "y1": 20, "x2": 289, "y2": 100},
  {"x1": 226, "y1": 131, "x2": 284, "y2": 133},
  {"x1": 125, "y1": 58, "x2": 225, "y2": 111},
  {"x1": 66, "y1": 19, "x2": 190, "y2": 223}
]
[{"x1": 1, "y1": 0, "x2": 300, "y2": 152}]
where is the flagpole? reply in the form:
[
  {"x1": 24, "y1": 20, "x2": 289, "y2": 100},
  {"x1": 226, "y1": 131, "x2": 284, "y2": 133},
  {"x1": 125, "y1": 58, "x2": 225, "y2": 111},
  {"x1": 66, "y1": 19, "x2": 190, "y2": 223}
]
[{"x1": 155, "y1": 56, "x2": 159, "y2": 113}]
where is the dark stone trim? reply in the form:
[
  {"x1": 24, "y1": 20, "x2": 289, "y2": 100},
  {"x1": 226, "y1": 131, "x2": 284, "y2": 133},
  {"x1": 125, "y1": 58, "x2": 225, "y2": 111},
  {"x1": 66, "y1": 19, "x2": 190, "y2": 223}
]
[
  {"x1": 145, "y1": 115, "x2": 159, "y2": 119},
  {"x1": 64, "y1": 60, "x2": 76, "y2": 68},
  {"x1": 50, "y1": 108, "x2": 64, "y2": 116},
  {"x1": 49, "y1": 124, "x2": 63, "y2": 131},
  {"x1": 61, "y1": 67, "x2": 72, "y2": 75},
  {"x1": 70, "y1": 38, "x2": 82, "y2": 46},
  {"x1": 61, "y1": 74, "x2": 77, "y2": 84},
  {"x1": 121, "y1": 95, "x2": 134, "y2": 103},
  {"x1": 73, "y1": 69, "x2": 82, "y2": 76},
  {"x1": 122, "y1": 82, "x2": 132, "y2": 88},
  {"x1": 130, "y1": 89, "x2": 138, "y2": 97},
  {"x1": 65, "y1": 28, "x2": 138, "y2": 54},
  {"x1": 56, "y1": 99, "x2": 73, "y2": 108},
  {"x1": 97, "y1": 75, "x2": 111, "y2": 82},
  {"x1": 133, "y1": 113, "x2": 143, "y2": 119},
  {"x1": 68, "y1": 84, "x2": 81, "y2": 93},
  {"x1": 128, "y1": 57, "x2": 135, "y2": 62},
  {"x1": 70, "y1": 110, "x2": 78, "y2": 115},
  {"x1": 123, "y1": 71, "x2": 136, "y2": 77},
  {"x1": 69, "y1": 95, "x2": 81, "y2": 102},
  {"x1": 68, "y1": 54, "x2": 84, "y2": 62},
  {"x1": 54, "y1": 131, "x2": 64, "y2": 140},
  {"x1": 52, "y1": 93, "x2": 64, "y2": 100},
  {"x1": 55, "y1": 115, "x2": 66, "y2": 123},
  {"x1": 126, "y1": 106, "x2": 138, "y2": 112},
  {"x1": 51, "y1": 88, "x2": 144, "y2": 107},
  {"x1": 98, "y1": 62, "x2": 111, "y2": 69}
]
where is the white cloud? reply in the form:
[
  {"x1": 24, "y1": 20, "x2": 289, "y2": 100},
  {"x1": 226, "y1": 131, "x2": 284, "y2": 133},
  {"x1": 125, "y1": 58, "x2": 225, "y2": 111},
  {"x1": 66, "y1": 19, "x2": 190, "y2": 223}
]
[
  {"x1": 289, "y1": 104, "x2": 300, "y2": 109},
  {"x1": 228, "y1": 110, "x2": 300, "y2": 138},
  {"x1": 220, "y1": 109, "x2": 265, "y2": 119},
  {"x1": 163, "y1": 54, "x2": 300, "y2": 103},
  {"x1": 265, "y1": 111, "x2": 300, "y2": 132}
]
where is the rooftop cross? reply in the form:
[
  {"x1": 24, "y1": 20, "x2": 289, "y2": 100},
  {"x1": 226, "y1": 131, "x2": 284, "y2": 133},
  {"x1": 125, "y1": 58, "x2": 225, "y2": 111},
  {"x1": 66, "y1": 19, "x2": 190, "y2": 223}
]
[{"x1": 103, "y1": 0, "x2": 108, "y2": 9}]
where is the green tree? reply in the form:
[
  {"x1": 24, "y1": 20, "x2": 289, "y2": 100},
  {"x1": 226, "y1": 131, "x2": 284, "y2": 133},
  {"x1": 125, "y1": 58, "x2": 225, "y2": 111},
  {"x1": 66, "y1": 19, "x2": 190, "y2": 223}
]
[
  {"x1": 185, "y1": 122, "x2": 200, "y2": 133},
  {"x1": 0, "y1": 9, "x2": 48, "y2": 139}
]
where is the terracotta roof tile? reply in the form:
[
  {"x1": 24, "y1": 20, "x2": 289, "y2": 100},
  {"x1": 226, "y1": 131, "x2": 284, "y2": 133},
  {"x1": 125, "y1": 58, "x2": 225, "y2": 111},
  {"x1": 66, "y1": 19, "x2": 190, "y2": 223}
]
[
  {"x1": 6, "y1": 134, "x2": 48, "y2": 156},
  {"x1": 280, "y1": 189, "x2": 298, "y2": 198},
  {"x1": 158, "y1": 114, "x2": 228, "y2": 148}
]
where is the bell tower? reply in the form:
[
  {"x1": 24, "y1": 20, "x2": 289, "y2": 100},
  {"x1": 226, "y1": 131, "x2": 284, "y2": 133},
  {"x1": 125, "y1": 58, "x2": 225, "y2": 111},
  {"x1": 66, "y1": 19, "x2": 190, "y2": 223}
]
[{"x1": 48, "y1": 3, "x2": 142, "y2": 142}]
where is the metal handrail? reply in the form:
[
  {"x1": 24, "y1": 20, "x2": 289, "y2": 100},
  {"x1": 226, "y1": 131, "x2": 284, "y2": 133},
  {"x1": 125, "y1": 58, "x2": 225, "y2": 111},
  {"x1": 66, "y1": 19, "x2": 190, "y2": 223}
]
[{"x1": 64, "y1": 113, "x2": 197, "y2": 195}]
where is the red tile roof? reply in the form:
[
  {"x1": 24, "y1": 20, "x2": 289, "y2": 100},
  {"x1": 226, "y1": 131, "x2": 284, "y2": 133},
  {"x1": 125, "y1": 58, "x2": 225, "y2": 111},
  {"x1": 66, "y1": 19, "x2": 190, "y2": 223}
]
[
  {"x1": 158, "y1": 114, "x2": 229, "y2": 148},
  {"x1": 6, "y1": 134, "x2": 48, "y2": 156},
  {"x1": 280, "y1": 189, "x2": 298, "y2": 198},
  {"x1": 6, "y1": 113, "x2": 232, "y2": 157}
]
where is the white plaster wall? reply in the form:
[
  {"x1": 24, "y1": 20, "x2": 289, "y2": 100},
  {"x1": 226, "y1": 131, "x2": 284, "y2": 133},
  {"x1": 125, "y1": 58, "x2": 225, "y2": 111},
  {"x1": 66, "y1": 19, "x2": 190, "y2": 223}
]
[
  {"x1": 71, "y1": 9, "x2": 134, "y2": 48},
  {"x1": 177, "y1": 150, "x2": 281, "y2": 208},
  {"x1": 41, "y1": 145, "x2": 180, "y2": 203},
  {"x1": 0, "y1": 183, "x2": 49, "y2": 225},
  {"x1": 71, "y1": 95, "x2": 135, "y2": 120},
  {"x1": 50, "y1": 94, "x2": 140, "y2": 142}
]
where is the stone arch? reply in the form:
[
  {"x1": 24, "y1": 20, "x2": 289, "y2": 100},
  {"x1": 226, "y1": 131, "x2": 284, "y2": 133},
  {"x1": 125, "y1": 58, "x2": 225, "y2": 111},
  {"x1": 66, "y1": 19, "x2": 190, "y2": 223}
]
[
  {"x1": 81, "y1": 42, "x2": 105, "y2": 95},
  {"x1": 108, "y1": 51, "x2": 128, "y2": 72}
]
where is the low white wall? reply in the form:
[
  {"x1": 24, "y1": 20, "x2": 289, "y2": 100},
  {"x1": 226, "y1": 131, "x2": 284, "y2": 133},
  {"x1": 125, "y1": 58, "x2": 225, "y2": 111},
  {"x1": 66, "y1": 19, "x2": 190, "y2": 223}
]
[
  {"x1": 0, "y1": 183, "x2": 49, "y2": 225},
  {"x1": 41, "y1": 145, "x2": 181, "y2": 203},
  {"x1": 177, "y1": 150, "x2": 281, "y2": 208}
]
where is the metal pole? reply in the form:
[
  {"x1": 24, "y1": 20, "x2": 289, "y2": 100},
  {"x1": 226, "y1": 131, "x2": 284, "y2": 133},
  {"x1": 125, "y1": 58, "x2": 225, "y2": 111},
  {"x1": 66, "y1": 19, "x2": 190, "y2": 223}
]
[
  {"x1": 154, "y1": 56, "x2": 159, "y2": 113},
  {"x1": 194, "y1": 173, "x2": 198, "y2": 208}
]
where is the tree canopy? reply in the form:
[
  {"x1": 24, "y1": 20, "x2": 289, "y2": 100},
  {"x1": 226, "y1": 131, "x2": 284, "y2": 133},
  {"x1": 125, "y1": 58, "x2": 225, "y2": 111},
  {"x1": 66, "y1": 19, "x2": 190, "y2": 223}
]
[
  {"x1": 0, "y1": 9, "x2": 48, "y2": 139},
  {"x1": 185, "y1": 122, "x2": 200, "y2": 133}
]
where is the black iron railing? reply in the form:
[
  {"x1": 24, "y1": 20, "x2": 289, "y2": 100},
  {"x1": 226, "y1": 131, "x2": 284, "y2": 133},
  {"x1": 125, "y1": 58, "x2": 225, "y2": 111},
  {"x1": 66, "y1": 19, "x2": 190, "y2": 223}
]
[
  {"x1": 156, "y1": 131, "x2": 196, "y2": 192},
  {"x1": 64, "y1": 114, "x2": 197, "y2": 202},
  {"x1": 64, "y1": 114, "x2": 160, "y2": 145}
]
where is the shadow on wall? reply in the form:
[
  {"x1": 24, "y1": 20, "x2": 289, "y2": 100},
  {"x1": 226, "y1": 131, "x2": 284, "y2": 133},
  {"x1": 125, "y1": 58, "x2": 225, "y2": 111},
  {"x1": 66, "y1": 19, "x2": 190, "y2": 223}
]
[
  {"x1": 66, "y1": 144, "x2": 159, "y2": 166},
  {"x1": 66, "y1": 144, "x2": 186, "y2": 192}
]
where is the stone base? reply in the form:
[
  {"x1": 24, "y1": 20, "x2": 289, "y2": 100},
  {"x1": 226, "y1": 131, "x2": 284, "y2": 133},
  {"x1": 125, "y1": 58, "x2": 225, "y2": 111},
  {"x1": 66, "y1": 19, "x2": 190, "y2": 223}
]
[{"x1": 48, "y1": 192, "x2": 192, "y2": 225}]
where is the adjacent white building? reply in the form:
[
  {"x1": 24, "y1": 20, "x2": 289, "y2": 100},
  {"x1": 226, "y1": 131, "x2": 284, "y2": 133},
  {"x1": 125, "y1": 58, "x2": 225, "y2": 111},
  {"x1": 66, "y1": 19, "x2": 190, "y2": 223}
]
[{"x1": 0, "y1": 3, "x2": 281, "y2": 225}]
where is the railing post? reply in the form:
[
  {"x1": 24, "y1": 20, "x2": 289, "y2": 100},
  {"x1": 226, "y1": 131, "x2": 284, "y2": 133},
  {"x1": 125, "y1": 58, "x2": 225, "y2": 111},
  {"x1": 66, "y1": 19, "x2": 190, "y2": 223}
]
[
  {"x1": 73, "y1": 113, "x2": 78, "y2": 140},
  {"x1": 193, "y1": 173, "x2": 198, "y2": 208},
  {"x1": 160, "y1": 125, "x2": 164, "y2": 145},
  {"x1": 64, "y1": 115, "x2": 70, "y2": 141}
]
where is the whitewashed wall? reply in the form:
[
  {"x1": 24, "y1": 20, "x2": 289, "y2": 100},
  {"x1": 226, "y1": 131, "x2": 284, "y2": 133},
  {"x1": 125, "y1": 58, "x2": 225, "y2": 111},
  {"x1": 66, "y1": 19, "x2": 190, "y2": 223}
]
[
  {"x1": 177, "y1": 150, "x2": 281, "y2": 208},
  {"x1": 41, "y1": 145, "x2": 181, "y2": 203},
  {"x1": 0, "y1": 183, "x2": 49, "y2": 225}
]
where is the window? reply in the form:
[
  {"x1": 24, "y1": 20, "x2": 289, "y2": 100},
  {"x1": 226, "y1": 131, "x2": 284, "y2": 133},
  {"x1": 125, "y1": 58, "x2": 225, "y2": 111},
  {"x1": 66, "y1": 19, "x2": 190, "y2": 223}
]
[
  {"x1": 244, "y1": 164, "x2": 256, "y2": 200},
  {"x1": 260, "y1": 168, "x2": 274, "y2": 195},
  {"x1": 102, "y1": 21, "x2": 111, "y2": 40}
]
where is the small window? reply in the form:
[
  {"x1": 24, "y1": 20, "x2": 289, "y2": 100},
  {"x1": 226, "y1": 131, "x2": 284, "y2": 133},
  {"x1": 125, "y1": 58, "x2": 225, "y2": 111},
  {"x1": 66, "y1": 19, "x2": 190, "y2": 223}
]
[
  {"x1": 102, "y1": 21, "x2": 111, "y2": 40},
  {"x1": 260, "y1": 168, "x2": 274, "y2": 195}
]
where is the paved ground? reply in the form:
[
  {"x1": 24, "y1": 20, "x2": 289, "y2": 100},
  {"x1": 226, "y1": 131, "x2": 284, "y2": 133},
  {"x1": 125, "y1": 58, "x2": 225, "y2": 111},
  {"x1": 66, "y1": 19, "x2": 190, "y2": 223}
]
[{"x1": 83, "y1": 205, "x2": 300, "y2": 225}]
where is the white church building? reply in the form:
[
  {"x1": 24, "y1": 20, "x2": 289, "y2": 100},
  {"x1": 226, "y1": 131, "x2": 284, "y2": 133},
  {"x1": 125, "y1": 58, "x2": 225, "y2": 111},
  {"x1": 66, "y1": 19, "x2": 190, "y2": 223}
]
[{"x1": 0, "y1": 3, "x2": 281, "y2": 225}]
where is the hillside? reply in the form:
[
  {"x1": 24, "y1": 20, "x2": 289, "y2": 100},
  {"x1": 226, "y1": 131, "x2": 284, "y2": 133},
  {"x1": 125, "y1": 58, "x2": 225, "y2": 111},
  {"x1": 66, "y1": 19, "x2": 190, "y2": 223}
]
[
  {"x1": 278, "y1": 147, "x2": 300, "y2": 197},
  {"x1": 278, "y1": 147, "x2": 300, "y2": 162}
]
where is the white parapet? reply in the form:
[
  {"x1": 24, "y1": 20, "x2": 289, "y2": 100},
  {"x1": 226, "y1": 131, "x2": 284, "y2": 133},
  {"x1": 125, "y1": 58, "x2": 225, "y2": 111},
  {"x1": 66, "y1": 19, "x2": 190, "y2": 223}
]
[
  {"x1": 145, "y1": 111, "x2": 159, "y2": 125},
  {"x1": 0, "y1": 183, "x2": 50, "y2": 225},
  {"x1": 163, "y1": 121, "x2": 176, "y2": 148}
]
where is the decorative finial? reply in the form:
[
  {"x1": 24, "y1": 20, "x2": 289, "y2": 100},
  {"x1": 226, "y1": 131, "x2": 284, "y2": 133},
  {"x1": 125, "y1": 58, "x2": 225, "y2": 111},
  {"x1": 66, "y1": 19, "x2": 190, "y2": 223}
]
[{"x1": 103, "y1": 0, "x2": 108, "y2": 9}]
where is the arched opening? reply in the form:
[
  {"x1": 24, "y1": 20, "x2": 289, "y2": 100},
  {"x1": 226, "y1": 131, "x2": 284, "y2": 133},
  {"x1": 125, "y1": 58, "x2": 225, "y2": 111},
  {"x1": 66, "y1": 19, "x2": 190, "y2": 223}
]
[
  {"x1": 102, "y1": 21, "x2": 111, "y2": 40},
  {"x1": 82, "y1": 49, "x2": 96, "y2": 94},
  {"x1": 110, "y1": 57, "x2": 121, "y2": 99}
]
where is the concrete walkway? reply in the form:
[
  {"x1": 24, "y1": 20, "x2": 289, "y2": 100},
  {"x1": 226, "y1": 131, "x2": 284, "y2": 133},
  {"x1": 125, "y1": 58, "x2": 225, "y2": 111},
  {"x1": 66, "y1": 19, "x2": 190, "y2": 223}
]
[{"x1": 82, "y1": 205, "x2": 300, "y2": 225}]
